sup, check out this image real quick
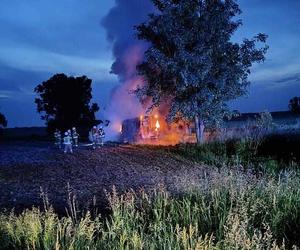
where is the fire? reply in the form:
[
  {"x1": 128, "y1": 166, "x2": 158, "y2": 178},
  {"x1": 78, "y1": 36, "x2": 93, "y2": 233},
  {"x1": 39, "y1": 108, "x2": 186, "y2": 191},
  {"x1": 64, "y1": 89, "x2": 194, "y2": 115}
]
[
  {"x1": 121, "y1": 111, "x2": 198, "y2": 146},
  {"x1": 155, "y1": 120, "x2": 160, "y2": 131},
  {"x1": 119, "y1": 124, "x2": 123, "y2": 133}
]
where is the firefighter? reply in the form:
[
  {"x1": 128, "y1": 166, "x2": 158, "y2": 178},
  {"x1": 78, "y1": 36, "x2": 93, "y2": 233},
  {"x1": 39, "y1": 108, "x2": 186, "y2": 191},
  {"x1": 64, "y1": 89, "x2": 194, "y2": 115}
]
[
  {"x1": 97, "y1": 126, "x2": 105, "y2": 147},
  {"x1": 72, "y1": 127, "x2": 79, "y2": 147},
  {"x1": 54, "y1": 129, "x2": 62, "y2": 149},
  {"x1": 90, "y1": 126, "x2": 98, "y2": 149},
  {"x1": 88, "y1": 127, "x2": 94, "y2": 143},
  {"x1": 63, "y1": 131, "x2": 73, "y2": 154}
]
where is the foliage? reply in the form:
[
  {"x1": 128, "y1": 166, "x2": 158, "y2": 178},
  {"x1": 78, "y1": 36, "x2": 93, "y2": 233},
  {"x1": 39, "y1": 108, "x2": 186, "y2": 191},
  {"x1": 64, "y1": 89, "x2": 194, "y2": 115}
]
[
  {"x1": 244, "y1": 111, "x2": 275, "y2": 155},
  {"x1": 169, "y1": 134, "x2": 299, "y2": 174},
  {"x1": 135, "y1": 0, "x2": 268, "y2": 130},
  {"x1": 255, "y1": 111, "x2": 275, "y2": 131},
  {"x1": 289, "y1": 96, "x2": 300, "y2": 114},
  {"x1": 170, "y1": 141, "x2": 228, "y2": 168},
  {"x1": 1, "y1": 172, "x2": 300, "y2": 249},
  {"x1": 207, "y1": 111, "x2": 275, "y2": 160},
  {"x1": 0, "y1": 112, "x2": 7, "y2": 128},
  {"x1": 34, "y1": 74, "x2": 99, "y2": 134}
]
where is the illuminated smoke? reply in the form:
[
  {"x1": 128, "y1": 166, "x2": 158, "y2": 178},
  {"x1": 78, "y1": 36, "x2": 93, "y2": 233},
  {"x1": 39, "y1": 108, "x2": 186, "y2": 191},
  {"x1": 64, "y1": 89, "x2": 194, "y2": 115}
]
[{"x1": 101, "y1": 0, "x2": 154, "y2": 140}]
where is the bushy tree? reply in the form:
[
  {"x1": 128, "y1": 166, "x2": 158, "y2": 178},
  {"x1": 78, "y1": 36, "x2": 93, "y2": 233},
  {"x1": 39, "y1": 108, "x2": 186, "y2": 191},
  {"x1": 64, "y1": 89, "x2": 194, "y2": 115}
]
[
  {"x1": 0, "y1": 112, "x2": 7, "y2": 128},
  {"x1": 34, "y1": 74, "x2": 99, "y2": 134},
  {"x1": 135, "y1": 0, "x2": 268, "y2": 143},
  {"x1": 289, "y1": 96, "x2": 300, "y2": 114}
]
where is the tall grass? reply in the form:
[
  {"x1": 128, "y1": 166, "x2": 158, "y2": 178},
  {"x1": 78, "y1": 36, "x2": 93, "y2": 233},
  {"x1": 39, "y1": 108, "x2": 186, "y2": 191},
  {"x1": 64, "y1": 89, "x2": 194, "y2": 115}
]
[
  {"x1": 169, "y1": 139, "x2": 299, "y2": 174},
  {"x1": 0, "y1": 169, "x2": 300, "y2": 249}
]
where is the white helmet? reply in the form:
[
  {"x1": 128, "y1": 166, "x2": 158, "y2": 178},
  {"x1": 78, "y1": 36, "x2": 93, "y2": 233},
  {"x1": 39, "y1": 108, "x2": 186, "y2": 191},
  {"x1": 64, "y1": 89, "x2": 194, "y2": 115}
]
[
  {"x1": 72, "y1": 127, "x2": 76, "y2": 130},
  {"x1": 93, "y1": 126, "x2": 97, "y2": 129},
  {"x1": 65, "y1": 132, "x2": 68, "y2": 136}
]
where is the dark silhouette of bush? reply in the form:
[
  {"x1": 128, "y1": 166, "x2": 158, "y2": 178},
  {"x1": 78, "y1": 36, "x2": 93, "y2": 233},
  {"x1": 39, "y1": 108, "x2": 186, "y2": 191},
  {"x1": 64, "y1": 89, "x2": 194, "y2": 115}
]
[
  {"x1": 0, "y1": 112, "x2": 7, "y2": 137},
  {"x1": 0, "y1": 112, "x2": 7, "y2": 128}
]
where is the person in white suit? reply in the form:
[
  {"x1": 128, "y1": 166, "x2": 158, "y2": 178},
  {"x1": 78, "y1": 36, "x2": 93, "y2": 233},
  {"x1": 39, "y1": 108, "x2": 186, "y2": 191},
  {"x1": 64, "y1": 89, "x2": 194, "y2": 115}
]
[
  {"x1": 63, "y1": 132, "x2": 73, "y2": 153},
  {"x1": 97, "y1": 126, "x2": 105, "y2": 147},
  {"x1": 90, "y1": 126, "x2": 98, "y2": 149}
]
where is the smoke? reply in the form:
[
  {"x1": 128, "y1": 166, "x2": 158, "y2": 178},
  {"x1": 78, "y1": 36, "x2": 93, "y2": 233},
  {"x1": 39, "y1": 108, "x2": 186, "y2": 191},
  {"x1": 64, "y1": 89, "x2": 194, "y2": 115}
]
[{"x1": 101, "y1": 0, "x2": 154, "y2": 140}]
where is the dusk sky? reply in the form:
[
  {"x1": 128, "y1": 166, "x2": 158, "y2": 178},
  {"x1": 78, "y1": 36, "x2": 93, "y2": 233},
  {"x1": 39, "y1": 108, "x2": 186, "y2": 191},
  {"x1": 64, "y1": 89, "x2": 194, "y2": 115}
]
[{"x1": 0, "y1": 0, "x2": 300, "y2": 127}]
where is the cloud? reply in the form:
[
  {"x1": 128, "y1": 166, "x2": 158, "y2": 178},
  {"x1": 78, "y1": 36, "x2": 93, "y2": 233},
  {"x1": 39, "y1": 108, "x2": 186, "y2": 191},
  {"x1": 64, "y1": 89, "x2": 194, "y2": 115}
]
[
  {"x1": 0, "y1": 89, "x2": 33, "y2": 100},
  {"x1": 275, "y1": 73, "x2": 300, "y2": 84},
  {"x1": 0, "y1": 90, "x2": 13, "y2": 99},
  {"x1": 267, "y1": 73, "x2": 300, "y2": 90},
  {"x1": 0, "y1": 44, "x2": 116, "y2": 81},
  {"x1": 249, "y1": 58, "x2": 300, "y2": 84}
]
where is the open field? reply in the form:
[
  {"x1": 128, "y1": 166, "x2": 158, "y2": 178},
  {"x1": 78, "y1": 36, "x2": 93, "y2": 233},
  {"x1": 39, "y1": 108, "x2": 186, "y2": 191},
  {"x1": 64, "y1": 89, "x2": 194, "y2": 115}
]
[
  {"x1": 0, "y1": 141, "x2": 212, "y2": 213},
  {"x1": 1, "y1": 134, "x2": 299, "y2": 212}
]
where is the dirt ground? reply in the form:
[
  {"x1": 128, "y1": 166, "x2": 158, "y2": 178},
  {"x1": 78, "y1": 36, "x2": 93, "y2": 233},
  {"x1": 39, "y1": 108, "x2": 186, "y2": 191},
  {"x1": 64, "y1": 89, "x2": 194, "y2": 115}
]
[{"x1": 0, "y1": 141, "x2": 208, "y2": 213}]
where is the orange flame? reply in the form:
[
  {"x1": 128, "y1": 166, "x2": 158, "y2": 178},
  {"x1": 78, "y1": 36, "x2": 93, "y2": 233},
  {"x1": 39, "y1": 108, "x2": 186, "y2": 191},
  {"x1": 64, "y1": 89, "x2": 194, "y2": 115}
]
[
  {"x1": 134, "y1": 113, "x2": 198, "y2": 146},
  {"x1": 155, "y1": 120, "x2": 160, "y2": 131}
]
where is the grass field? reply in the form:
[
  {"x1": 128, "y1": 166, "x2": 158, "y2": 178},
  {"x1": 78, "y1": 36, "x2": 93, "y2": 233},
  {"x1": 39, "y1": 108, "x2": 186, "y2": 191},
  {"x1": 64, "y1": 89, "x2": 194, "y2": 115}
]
[
  {"x1": 1, "y1": 171, "x2": 299, "y2": 249},
  {"x1": 0, "y1": 134, "x2": 299, "y2": 249}
]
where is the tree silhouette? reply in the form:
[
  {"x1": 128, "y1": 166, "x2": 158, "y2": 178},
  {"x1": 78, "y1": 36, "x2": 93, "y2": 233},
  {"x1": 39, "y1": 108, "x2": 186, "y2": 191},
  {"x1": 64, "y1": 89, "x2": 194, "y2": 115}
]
[
  {"x1": 289, "y1": 97, "x2": 300, "y2": 114},
  {"x1": 0, "y1": 112, "x2": 7, "y2": 128},
  {"x1": 34, "y1": 74, "x2": 99, "y2": 134},
  {"x1": 135, "y1": 0, "x2": 268, "y2": 143}
]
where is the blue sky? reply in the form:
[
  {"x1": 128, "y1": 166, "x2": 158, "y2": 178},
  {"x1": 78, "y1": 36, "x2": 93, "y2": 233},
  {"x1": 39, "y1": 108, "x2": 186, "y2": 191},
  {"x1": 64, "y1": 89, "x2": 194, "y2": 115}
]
[
  {"x1": 232, "y1": 0, "x2": 300, "y2": 112},
  {"x1": 0, "y1": 0, "x2": 299, "y2": 127}
]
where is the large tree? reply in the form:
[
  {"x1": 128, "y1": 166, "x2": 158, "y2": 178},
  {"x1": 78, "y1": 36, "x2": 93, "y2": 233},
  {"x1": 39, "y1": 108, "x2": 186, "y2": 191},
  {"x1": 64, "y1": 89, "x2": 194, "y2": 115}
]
[
  {"x1": 34, "y1": 74, "x2": 99, "y2": 134},
  {"x1": 135, "y1": 0, "x2": 268, "y2": 143}
]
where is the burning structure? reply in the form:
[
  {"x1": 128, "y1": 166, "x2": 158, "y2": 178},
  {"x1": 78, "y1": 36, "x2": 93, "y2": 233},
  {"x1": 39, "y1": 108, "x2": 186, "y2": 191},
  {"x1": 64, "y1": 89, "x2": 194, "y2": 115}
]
[{"x1": 120, "y1": 113, "x2": 197, "y2": 145}]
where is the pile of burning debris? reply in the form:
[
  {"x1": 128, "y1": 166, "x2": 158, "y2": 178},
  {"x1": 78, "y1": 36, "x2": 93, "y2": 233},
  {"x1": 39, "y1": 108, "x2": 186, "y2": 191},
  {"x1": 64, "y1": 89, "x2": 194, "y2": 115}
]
[{"x1": 119, "y1": 114, "x2": 197, "y2": 145}]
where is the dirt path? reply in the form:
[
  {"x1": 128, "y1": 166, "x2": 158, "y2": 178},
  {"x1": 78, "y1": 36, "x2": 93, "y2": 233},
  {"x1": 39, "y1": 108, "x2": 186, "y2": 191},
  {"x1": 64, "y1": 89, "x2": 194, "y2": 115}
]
[{"x1": 0, "y1": 142, "x2": 207, "y2": 213}]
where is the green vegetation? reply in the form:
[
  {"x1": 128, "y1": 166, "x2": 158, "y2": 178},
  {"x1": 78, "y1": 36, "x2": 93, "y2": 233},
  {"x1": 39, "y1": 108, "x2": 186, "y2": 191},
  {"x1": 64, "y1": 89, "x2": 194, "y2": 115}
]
[
  {"x1": 1, "y1": 168, "x2": 300, "y2": 249},
  {"x1": 168, "y1": 136, "x2": 299, "y2": 174}
]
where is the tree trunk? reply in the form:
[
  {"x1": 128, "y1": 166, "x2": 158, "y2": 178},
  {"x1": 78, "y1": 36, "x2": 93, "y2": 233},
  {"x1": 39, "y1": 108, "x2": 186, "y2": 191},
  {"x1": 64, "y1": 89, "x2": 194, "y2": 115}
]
[{"x1": 195, "y1": 116, "x2": 205, "y2": 145}]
